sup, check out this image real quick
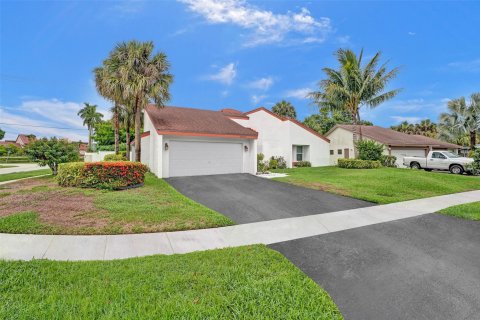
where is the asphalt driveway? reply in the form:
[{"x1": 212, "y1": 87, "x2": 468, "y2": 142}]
[
  {"x1": 270, "y1": 213, "x2": 480, "y2": 320},
  {"x1": 166, "y1": 173, "x2": 372, "y2": 224}
]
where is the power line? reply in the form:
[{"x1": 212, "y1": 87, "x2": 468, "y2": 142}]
[{"x1": 0, "y1": 122, "x2": 88, "y2": 131}]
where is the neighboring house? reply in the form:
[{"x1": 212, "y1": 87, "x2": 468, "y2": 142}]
[
  {"x1": 78, "y1": 142, "x2": 88, "y2": 157},
  {"x1": 226, "y1": 107, "x2": 330, "y2": 168},
  {"x1": 0, "y1": 134, "x2": 34, "y2": 149},
  {"x1": 134, "y1": 105, "x2": 258, "y2": 178},
  {"x1": 326, "y1": 125, "x2": 462, "y2": 167},
  {"x1": 0, "y1": 141, "x2": 21, "y2": 148}
]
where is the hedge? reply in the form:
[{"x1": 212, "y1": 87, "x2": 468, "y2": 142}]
[
  {"x1": 57, "y1": 161, "x2": 148, "y2": 190},
  {"x1": 0, "y1": 156, "x2": 31, "y2": 163},
  {"x1": 380, "y1": 155, "x2": 397, "y2": 168},
  {"x1": 338, "y1": 159, "x2": 381, "y2": 169},
  {"x1": 104, "y1": 154, "x2": 127, "y2": 161},
  {"x1": 293, "y1": 161, "x2": 312, "y2": 167}
]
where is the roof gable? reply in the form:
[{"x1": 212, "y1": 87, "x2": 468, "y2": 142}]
[{"x1": 244, "y1": 107, "x2": 330, "y2": 142}]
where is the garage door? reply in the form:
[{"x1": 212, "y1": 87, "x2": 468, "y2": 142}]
[
  {"x1": 168, "y1": 140, "x2": 243, "y2": 177},
  {"x1": 391, "y1": 149, "x2": 426, "y2": 167}
]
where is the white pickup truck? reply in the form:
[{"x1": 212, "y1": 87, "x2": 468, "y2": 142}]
[{"x1": 403, "y1": 151, "x2": 473, "y2": 174}]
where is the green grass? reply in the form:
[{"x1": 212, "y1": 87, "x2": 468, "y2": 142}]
[
  {"x1": 438, "y1": 202, "x2": 480, "y2": 221},
  {"x1": 0, "y1": 245, "x2": 342, "y2": 319},
  {"x1": 0, "y1": 169, "x2": 51, "y2": 182},
  {"x1": 273, "y1": 167, "x2": 480, "y2": 204},
  {"x1": 0, "y1": 173, "x2": 234, "y2": 234}
]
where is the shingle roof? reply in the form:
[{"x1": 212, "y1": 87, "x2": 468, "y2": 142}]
[
  {"x1": 332, "y1": 125, "x2": 462, "y2": 149},
  {"x1": 220, "y1": 108, "x2": 249, "y2": 119},
  {"x1": 145, "y1": 105, "x2": 258, "y2": 139},
  {"x1": 0, "y1": 141, "x2": 22, "y2": 148}
]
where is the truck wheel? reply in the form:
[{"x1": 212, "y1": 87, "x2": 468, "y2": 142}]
[
  {"x1": 410, "y1": 162, "x2": 421, "y2": 169},
  {"x1": 449, "y1": 165, "x2": 464, "y2": 175}
]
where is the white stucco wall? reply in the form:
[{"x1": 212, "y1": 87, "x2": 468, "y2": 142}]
[
  {"x1": 84, "y1": 151, "x2": 115, "y2": 162},
  {"x1": 326, "y1": 127, "x2": 356, "y2": 165},
  {"x1": 232, "y1": 110, "x2": 330, "y2": 167}
]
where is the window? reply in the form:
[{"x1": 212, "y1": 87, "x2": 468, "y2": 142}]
[
  {"x1": 338, "y1": 149, "x2": 342, "y2": 155},
  {"x1": 443, "y1": 151, "x2": 460, "y2": 158},
  {"x1": 330, "y1": 150, "x2": 334, "y2": 155},
  {"x1": 296, "y1": 146, "x2": 303, "y2": 161},
  {"x1": 432, "y1": 152, "x2": 446, "y2": 159}
]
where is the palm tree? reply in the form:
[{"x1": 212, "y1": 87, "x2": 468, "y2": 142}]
[
  {"x1": 309, "y1": 49, "x2": 401, "y2": 153},
  {"x1": 272, "y1": 100, "x2": 297, "y2": 119},
  {"x1": 119, "y1": 104, "x2": 135, "y2": 160},
  {"x1": 416, "y1": 119, "x2": 437, "y2": 138},
  {"x1": 100, "y1": 41, "x2": 173, "y2": 162},
  {"x1": 77, "y1": 103, "x2": 103, "y2": 148},
  {"x1": 439, "y1": 93, "x2": 480, "y2": 149}
]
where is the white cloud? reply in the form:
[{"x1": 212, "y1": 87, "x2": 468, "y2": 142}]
[
  {"x1": 206, "y1": 63, "x2": 237, "y2": 85},
  {"x1": 179, "y1": 0, "x2": 332, "y2": 46},
  {"x1": 0, "y1": 98, "x2": 111, "y2": 142},
  {"x1": 251, "y1": 94, "x2": 267, "y2": 104},
  {"x1": 446, "y1": 58, "x2": 480, "y2": 72},
  {"x1": 408, "y1": 31, "x2": 416, "y2": 36},
  {"x1": 285, "y1": 87, "x2": 312, "y2": 100},
  {"x1": 336, "y1": 35, "x2": 350, "y2": 44},
  {"x1": 248, "y1": 77, "x2": 274, "y2": 90},
  {"x1": 390, "y1": 116, "x2": 422, "y2": 124}
]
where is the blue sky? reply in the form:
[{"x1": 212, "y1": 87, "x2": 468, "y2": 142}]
[{"x1": 1, "y1": 0, "x2": 479, "y2": 141}]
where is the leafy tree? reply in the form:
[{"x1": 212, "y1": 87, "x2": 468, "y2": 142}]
[
  {"x1": 356, "y1": 140, "x2": 384, "y2": 161},
  {"x1": 439, "y1": 93, "x2": 480, "y2": 149},
  {"x1": 0, "y1": 128, "x2": 5, "y2": 140},
  {"x1": 98, "y1": 41, "x2": 173, "y2": 161},
  {"x1": 93, "y1": 120, "x2": 127, "y2": 147},
  {"x1": 309, "y1": 48, "x2": 401, "y2": 153},
  {"x1": 77, "y1": 103, "x2": 103, "y2": 148},
  {"x1": 272, "y1": 100, "x2": 297, "y2": 119},
  {"x1": 25, "y1": 137, "x2": 79, "y2": 175},
  {"x1": 303, "y1": 107, "x2": 373, "y2": 135}
]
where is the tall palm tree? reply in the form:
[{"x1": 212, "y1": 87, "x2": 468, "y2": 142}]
[
  {"x1": 309, "y1": 49, "x2": 401, "y2": 153},
  {"x1": 77, "y1": 103, "x2": 103, "y2": 148},
  {"x1": 119, "y1": 104, "x2": 135, "y2": 160},
  {"x1": 416, "y1": 119, "x2": 437, "y2": 138},
  {"x1": 439, "y1": 93, "x2": 480, "y2": 149},
  {"x1": 100, "y1": 41, "x2": 173, "y2": 161},
  {"x1": 272, "y1": 100, "x2": 297, "y2": 119}
]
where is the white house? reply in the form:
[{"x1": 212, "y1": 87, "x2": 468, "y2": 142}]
[
  {"x1": 134, "y1": 105, "x2": 258, "y2": 178},
  {"x1": 326, "y1": 124, "x2": 462, "y2": 167},
  {"x1": 226, "y1": 107, "x2": 331, "y2": 168}
]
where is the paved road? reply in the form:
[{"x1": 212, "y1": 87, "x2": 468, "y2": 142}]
[
  {"x1": 270, "y1": 213, "x2": 480, "y2": 320},
  {"x1": 166, "y1": 173, "x2": 373, "y2": 223},
  {"x1": 0, "y1": 163, "x2": 42, "y2": 174}
]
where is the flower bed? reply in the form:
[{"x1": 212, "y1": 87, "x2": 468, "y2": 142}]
[{"x1": 57, "y1": 161, "x2": 148, "y2": 190}]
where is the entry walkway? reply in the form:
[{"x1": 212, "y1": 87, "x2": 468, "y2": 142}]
[{"x1": 1, "y1": 190, "x2": 479, "y2": 261}]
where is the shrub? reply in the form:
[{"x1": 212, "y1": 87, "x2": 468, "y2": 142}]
[
  {"x1": 380, "y1": 155, "x2": 397, "y2": 167},
  {"x1": 104, "y1": 154, "x2": 127, "y2": 161},
  {"x1": 257, "y1": 153, "x2": 267, "y2": 173},
  {"x1": 356, "y1": 140, "x2": 384, "y2": 161},
  {"x1": 269, "y1": 156, "x2": 287, "y2": 170},
  {"x1": 468, "y1": 149, "x2": 480, "y2": 175},
  {"x1": 25, "y1": 137, "x2": 79, "y2": 175},
  {"x1": 57, "y1": 161, "x2": 148, "y2": 190},
  {"x1": 338, "y1": 159, "x2": 381, "y2": 169},
  {"x1": 294, "y1": 161, "x2": 312, "y2": 167}
]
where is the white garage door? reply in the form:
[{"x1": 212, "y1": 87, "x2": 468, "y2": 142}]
[
  {"x1": 168, "y1": 140, "x2": 243, "y2": 177},
  {"x1": 391, "y1": 149, "x2": 426, "y2": 167}
]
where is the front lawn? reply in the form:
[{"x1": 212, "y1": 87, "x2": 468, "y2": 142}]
[
  {"x1": 274, "y1": 167, "x2": 480, "y2": 204},
  {"x1": 0, "y1": 169, "x2": 51, "y2": 182},
  {"x1": 0, "y1": 173, "x2": 233, "y2": 234},
  {"x1": 438, "y1": 202, "x2": 480, "y2": 221},
  {"x1": 0, "y1": 245, "x2": 342, "y2": 319}
]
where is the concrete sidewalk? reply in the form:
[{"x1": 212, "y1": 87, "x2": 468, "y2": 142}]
[
  {"x1": 0, "y1": 163, "x2": 43, "y2": 174},
  {"x1": 1, "y1": 190, "x2": 479, "y2": 261}
]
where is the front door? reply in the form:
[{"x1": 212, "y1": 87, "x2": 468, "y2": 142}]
[{"x1": 344, "y1": 148, "x2": 350, "y2": 159}]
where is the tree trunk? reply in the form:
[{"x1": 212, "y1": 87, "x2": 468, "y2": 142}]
[
  {"x1": 134, "y1": 98, "x2": 142, "y2": 162},
  {"x1": 88, "y1": 126, "x2": 92, "y2": 149},
  {"x1": 357, "y1": 110, "x2": 363, "y2": 141},
  {"x1": 352, "y1": 111, "x2": 359, "y2": 158},
  {"x1": 114, "y1": 104, "x2": 120, "y2": 155},
  {"x1": 125, "y1": 118, "x2": 131, "y2": 161},
  {"x1": 471, "y1": 131, "x2": 477, "y2": 150}
]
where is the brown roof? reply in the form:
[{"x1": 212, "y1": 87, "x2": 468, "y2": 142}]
[
  {"x1": 332, "y1": 125, "x2": 462, "y2": 149},
  {"x1": 145, "y1": 105, "x2": 258, "y2": 139},
  {"x1": 0, "y1": 141, "x2": 22, "y2": 148},
  {"x1": 220, "y1": 108, "x2": 249, "y2": 119},
  {"x1": 16, "y1": 134, "x2": 34, "y2": 145},
  {"x1": 245, "y1": 107, "x2": 330, "y2": 143}
]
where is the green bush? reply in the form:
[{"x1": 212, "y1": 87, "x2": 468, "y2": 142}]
[
  {"x1": 257, "y1": 153, "x2": 268, "y2": 173},
  {"x1": 269, "y1": 156, "x2": 287, "y2": 169},
  {"x1": 468, "y1": 149, "x2": 480, "y2": 175},
  {"x1": 57, "y1": 161, "x2": 148, "y2": 190},
  {"x1": 56, "y1": 162, "x2": 85, "y2": 187},
  {"x1": 380, "y1": 155, "x2": 397, "y2": 167},
  {"x1": 356, "y1": 140, "x2": 384, "y2": 161},
  {"x1": 104, "y1": 154, "x2": 127, "y2": 161},
  {"x1": 294, "y1": 161, "x2": 312, "y2": 167},
  {"x1": 338, "y1": 158, "x2": 381, "y2": 169}
]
